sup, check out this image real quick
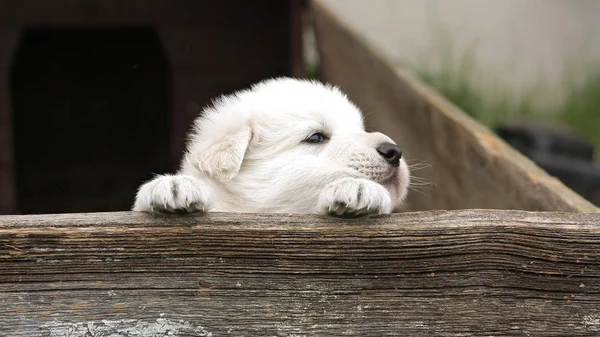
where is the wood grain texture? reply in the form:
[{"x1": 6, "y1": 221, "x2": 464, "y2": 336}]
[
  {"x1": 0, "y1": 210, "x2": 599, "y2": 336},
  {"x1": 312, "y1": 0, "x2": 599, "y2": 213}
]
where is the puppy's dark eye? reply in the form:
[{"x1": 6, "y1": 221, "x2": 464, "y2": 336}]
[{"x1": 304, "y1": 132, "x2": 328, "y2": 144}]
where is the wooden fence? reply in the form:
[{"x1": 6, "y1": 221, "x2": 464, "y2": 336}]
[{"x1": 1, "y1": 210, "x2": 599, "y2": 336}]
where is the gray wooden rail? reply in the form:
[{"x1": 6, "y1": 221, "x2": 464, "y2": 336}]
[{"x1": 0, "y1": 210, "x2": 599, "y2": 336}]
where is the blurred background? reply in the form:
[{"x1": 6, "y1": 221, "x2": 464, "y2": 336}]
[
  {"x1": 0, "y1": 0, "x2": 598, "y2": 215},
  {"x1": 314, "y1": 0, "x2": 600, "y2": 143},
  {"x1": 309, "y1": 0, "x2": 600, "y2": 206}
]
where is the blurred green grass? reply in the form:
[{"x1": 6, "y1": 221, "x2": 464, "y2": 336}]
[
  {"x1": 411, "y1": 33, "x2": 600, "y2": 150},
  {"x1": 560, "y1": 72, "x2": 600, "y2": 147}
]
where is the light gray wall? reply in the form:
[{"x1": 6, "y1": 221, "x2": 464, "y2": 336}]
[{"x1": 320, "y1": 0, "x2": 600, "y2": 106}]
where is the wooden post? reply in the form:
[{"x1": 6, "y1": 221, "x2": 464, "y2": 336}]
[{"x1": 1, "y1": 210, "x2": 599, "y2": 336}]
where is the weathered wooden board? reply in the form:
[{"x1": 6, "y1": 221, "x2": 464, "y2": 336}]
[
  {"x1": 0, "y1": 210, "x2": 599, "y2": 336},
  {"x1": 312, "y1": 0, "x2": 599, "y2": 213}
]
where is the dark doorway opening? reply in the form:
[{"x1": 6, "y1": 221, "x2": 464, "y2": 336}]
[{"x1": 11, "y1": 27, "x2": 171, "y2": 214}]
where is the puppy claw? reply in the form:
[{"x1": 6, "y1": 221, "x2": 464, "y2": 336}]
[
  {"x1": 318, "y1": 178, "x2": 393, "y2": 218},
  {"x1": 133, "y1": 175, "x2": 210, "y2": 214}
]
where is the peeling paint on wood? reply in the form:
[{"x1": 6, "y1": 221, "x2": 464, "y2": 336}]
[{"x1": 41, "y1": 318, "x2": 212, "y2": 337}]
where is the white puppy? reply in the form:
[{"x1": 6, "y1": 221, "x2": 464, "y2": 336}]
[{"x1": 133, "y1": 77, "x2": 410, "y2": 217}]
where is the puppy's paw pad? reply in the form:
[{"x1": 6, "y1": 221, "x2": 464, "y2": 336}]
[
  {"x1": 317, "y1": 178, "x2": 393, "y2": 217},
  {"x1": 133, "y1": 175, "x2": 209, "y2": 214}
]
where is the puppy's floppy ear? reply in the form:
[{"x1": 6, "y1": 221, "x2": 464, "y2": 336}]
[
  {"x1": 196, "y1": 125, "x2": 251, "y2": 180},
  {"x1": 184, "y1": 102, "x2": 252, "y2": 180}
]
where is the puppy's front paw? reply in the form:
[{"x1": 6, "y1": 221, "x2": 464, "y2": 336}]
[
  {"x1": 316, "y1": 178, "x2": 393, "y2": 218},
  {"x1": 133, "y1": 175, "x2": 210, "y2": 214}
]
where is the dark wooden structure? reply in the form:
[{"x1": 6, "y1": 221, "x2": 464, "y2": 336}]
[
  {"x1": 1, "y1": 210, "x2": 599, "y2": 336},
  {"x1": 0, "y1": 0, "x2": 305, "y2": 215}
]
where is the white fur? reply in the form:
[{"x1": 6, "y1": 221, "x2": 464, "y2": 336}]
[{"x1": 132, "y1": 77, "x2": 410, "y2": 217}]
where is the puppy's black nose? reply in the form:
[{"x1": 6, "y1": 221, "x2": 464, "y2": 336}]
[{"x1": 376, "y1": 142, "x2": 402, "y2": 166}]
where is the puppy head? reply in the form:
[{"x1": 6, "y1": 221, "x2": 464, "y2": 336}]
[{"x1": 182, "y1": 77, "x2": 410, "y2": 212}]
